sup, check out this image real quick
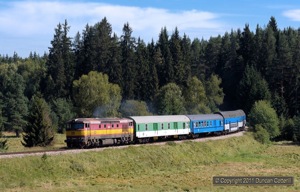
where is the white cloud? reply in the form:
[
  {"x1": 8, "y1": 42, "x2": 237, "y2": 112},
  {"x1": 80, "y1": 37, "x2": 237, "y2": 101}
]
[
  {"x1": 283, "y1": 9, "x2": 300, "y2": 21},
  {"x1": 0, "y1": 1, "x2": 226, "y2": 56}
]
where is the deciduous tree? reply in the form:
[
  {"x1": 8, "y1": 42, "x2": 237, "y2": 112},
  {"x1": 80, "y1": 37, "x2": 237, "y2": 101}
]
[
  {"x1": 155, "y1": 83, "x2": 186, "y2": 115},
  {"x1": 73, "y1": 71, "x2": 121, "y2": 117},
  {"x1": 120, "y1": 100, "x2": 151, "y2": 116}
]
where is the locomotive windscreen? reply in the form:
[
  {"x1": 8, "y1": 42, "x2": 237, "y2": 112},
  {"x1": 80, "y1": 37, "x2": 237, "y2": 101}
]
[{"x1": 67, "y1": 123, "x2": 84, "y2": 130}]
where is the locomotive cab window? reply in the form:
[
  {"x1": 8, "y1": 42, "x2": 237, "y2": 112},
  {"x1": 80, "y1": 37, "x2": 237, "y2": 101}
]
[{"x1": 69, "y1": 123, "x2": 84, "y2": 130}]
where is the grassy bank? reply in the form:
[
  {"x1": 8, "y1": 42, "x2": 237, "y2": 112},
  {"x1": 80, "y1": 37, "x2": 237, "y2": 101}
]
[
  {"x1": 1, "y1": 132, "x2": 66, "y2": 152},
  {"x1": 0, "y1": 133, "x2": 299, "y2": 192}
]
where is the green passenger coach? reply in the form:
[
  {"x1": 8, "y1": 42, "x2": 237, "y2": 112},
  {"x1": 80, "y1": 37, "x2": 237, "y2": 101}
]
[{"x1": 128, "y1": 115, "x2": 190, "y2": 142}]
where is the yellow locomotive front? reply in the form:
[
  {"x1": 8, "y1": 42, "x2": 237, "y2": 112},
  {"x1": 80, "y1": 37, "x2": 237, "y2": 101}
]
[{"x1": 65, "y1": 118, "x2": 92, "y2": 148}]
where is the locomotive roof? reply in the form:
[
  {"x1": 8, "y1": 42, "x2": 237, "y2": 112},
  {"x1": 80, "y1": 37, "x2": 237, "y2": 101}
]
[
  {"x1": 67, "y1": 118, "x2": 132, "y2": 124},
  {"x1": 215, "y1": 110, "x2": 245, "y2": 118},
  {"x1": 128, "y1": 115, "x2": 190, "y2": 123},
  {"x1": 186, "y1": 114, "x2": 223, "y2": 121}
]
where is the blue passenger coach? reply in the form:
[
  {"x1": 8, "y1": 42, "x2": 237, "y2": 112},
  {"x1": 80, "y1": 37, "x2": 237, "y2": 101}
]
[
  {"x1": 186, "y1": 114, "x2": 224, "y2": 135},
  {"x1": 216, "y1": 110, "x2": 246, "y2": 133}
]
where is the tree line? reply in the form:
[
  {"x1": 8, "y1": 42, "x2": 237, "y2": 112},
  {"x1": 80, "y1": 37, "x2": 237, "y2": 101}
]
[{"x1": 1, "y1": 16, "x2": 300, "y2": 148}]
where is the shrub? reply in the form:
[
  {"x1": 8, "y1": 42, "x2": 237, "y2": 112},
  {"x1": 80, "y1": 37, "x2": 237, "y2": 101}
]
[
  {"x1": 0, "y1": 139, "x2": 8, "y2": 151},
  {"x1": 253, "y1": 125, "x2": 270, "y2": 144},
  {"x1": 249, "y1": 100, "x2": 280, "y2": 140}
]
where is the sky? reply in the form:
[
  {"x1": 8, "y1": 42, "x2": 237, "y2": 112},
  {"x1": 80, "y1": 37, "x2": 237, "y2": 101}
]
[{"x1": 1, "y1": 0, "x2": 300, "y2": 58}]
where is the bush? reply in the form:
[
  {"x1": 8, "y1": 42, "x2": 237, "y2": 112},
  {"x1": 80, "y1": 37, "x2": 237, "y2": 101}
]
[
  {"x1": 0, "y1": 139, "x2": 8, "y2": 151},
  {"x1": 253, "y1": 125, "x2": 270, "y2": 144},
  {"x1": 278, "y1": 116, "x2": 294, "y2": 141},
  {"x1": 249, "y1": 100, "x2": 280, "y2": 140},
  {"x1": 292, "y1": 116, "x2": 300, "y2": 143}
]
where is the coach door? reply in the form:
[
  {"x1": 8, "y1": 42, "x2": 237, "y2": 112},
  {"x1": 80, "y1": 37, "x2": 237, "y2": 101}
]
[
  {"x1": 153, "y1": 123, "x2": 158, "y2": 135},
  {"x1": 174, "y1": 122, "x2": 178, "y2": 133}
]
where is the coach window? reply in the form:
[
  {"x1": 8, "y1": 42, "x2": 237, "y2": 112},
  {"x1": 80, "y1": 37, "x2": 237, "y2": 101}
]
[
  {"x1": 161, "y1": 123, "x2": 164, "y2": 129},
  {"x1": 112, "y1": 124, "x2": 114, "y2": 128},
  {"x1": 183, "y1": 123, "x2": 186, "y2": 129},
  {"x1": 104, "y1": 124, "x2": 106, "y2": 128},
  {"x1": 99, "y1": 125, "x2": 101, "y2": 128},
  {"x1": 146, "y1": 124, "x2": 148, "y2": 130},
  {"x1": 168, "y1": 123, "x2": 170, "y2": 129},
  {"x1": 138, "y1": 125, "x2": 140, "y2": 131}
]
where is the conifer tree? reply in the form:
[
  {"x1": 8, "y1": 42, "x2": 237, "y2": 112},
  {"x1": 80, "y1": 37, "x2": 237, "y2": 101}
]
[
  {"x1": 157, "y1": 27, "x2": 174, "y2": 85},
  {"x1": 94, "y1": 17, "x2": 113, "y2": 74},
  {"x1": 204, "y1": 36, "x2": 222, "y2": 77},
  {"x1": 237, "y1": 65, "x2": 271, "y2": 113},
  {"x1": 181, "y1": 34, "x2": 192, "y2": 85},
  {"x1": 239, "y1": 24, "x2": 254, "y2": 66},
  {"x1": 147, "y1": 40, "x2": 159, "y2": 101},
  {"x1": 120, "y1": 23, "x2": 136, "y2": 99},
  {"x1": 22, "y1": 95, "x2": 54, "y2": 147},
  {"x1": 44, "y1": 20, "x2": 74, "y2": 99},
  {"x1": 170, "y1": 28, "x2": 185, "y2": 86},
  {"x1": 260, "y1": 26, "x2": 276, "y2": 77},
  {"x1": 107, "y1": 33, "x2": 123, "y2": 86},
  {"x1": 0, "y1": 65, "x2": 28, "y2": 137},
  {"x1": 135, "y1": 38, "x2": 150, "y2": 101}
]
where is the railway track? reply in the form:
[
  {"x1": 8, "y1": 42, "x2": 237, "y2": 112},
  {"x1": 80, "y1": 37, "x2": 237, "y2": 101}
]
[{"x1": 0, "y1": 130, "x2": 245, "y2": 159}]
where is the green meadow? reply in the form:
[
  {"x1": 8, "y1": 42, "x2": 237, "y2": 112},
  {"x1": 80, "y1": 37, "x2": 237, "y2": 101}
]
[{"x1": 0, "y1": 133, "x2": 299, "y2": 192}]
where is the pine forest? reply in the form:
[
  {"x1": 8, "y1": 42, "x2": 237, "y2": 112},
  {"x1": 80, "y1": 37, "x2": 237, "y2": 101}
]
[{"x1": 1, "y1": 16, "x2": 300, "y2": 144}]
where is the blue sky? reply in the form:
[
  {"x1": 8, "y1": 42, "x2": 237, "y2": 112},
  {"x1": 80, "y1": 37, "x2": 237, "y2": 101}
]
[{"x1": 1, "y1": 0, "x2": 300, "y2": 57}]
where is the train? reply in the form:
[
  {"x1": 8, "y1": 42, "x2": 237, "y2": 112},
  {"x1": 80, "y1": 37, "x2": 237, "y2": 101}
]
[{"x1": 65, "y1": 110, "x2": 246, "y2": 148}]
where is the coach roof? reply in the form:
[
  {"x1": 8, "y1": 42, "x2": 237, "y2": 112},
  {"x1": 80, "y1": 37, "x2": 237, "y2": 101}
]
[
  {"x1": 128, "y1": 115, "x2": 190, "y2": 123},
  {"x1": 215, "y1": 110, "x2": 245, "y2": 118},
  {"x1": 186, "y1": 114, "x2": 223, "y2": 121}
]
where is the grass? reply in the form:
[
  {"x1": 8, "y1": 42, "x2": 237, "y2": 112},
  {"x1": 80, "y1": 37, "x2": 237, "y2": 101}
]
[
  {"x1": 1, "y1": 132, "x2": 66, "y2": 152},
  {"x1": 0, "y1": 133, "x2": 299, "y2": 191}
]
